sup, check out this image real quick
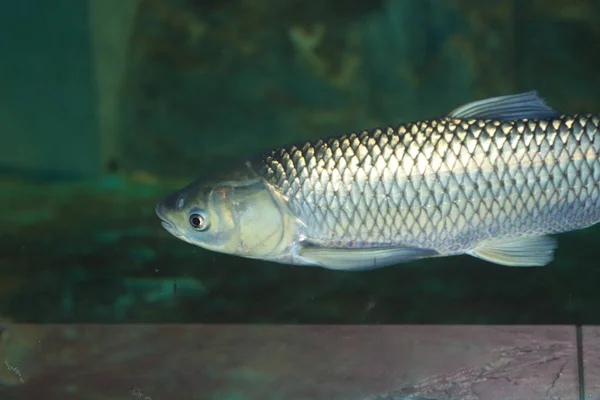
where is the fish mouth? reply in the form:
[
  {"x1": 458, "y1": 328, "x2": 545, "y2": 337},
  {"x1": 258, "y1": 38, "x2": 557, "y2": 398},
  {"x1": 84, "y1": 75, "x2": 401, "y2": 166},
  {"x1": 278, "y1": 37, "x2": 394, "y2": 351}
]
[
  {"x1": 155, "y1": 202, "x2": 176, "y2": 234},
  {"x1": 159, "y1": 219, "x2": 183, "y2": 240},
  {"x1": 159, "y1": 218, "x2": 189, "y2": 242}
]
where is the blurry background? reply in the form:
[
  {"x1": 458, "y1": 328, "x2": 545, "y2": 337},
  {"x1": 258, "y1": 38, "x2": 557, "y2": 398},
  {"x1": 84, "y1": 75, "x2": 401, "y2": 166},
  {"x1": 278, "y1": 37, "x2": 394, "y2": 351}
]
[{"x1": 1, "y1": 0, "x2": 600, "y2": 323}]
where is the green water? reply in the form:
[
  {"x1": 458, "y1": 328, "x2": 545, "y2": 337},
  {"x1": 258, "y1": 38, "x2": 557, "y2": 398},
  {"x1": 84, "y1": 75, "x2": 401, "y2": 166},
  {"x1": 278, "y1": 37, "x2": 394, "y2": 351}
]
[
  {"x1": 2, "y1": 0, "x2": 600, "y2": 325},
  {"x1": 0, "y1": 0, "x2": 599, "y2": 399}
]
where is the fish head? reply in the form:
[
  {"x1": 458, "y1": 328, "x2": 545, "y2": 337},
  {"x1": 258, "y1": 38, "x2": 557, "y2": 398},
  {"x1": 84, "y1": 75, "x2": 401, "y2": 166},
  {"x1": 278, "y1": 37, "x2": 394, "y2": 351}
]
[{"x1": 155, "y1": 162, "x2": 295, "y2": 261}]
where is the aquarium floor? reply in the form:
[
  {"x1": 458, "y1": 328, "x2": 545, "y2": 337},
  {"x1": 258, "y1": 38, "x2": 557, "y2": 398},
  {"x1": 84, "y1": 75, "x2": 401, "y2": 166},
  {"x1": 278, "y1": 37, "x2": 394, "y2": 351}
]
[
  {"x1": 1, "y1": 173, "x2": 600, "y2": 325},
  {"x1": 0, "y1": 324, "x2": 593, "y2": 399}
]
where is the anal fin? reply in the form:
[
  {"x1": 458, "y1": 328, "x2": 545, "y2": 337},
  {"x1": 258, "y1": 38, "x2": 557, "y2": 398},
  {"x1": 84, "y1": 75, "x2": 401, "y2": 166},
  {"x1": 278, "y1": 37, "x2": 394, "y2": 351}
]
[
  {"x1": 467, "y1": 236, "x2": 557, "y2": 267},
  {"x1": 298, "y1": 243, "x2": 438, "y2": 271}
]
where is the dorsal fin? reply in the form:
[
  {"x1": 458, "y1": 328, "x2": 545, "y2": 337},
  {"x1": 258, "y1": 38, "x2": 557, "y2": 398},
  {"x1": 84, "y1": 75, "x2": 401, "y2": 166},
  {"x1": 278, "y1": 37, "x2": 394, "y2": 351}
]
[{"x1": 448, "y1": 91, "x2": 560, "y2": 121}]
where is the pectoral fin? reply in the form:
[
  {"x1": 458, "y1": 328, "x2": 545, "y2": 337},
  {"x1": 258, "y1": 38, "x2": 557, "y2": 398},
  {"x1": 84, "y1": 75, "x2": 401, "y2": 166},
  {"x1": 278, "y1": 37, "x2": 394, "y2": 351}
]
[
  {"x1": 298, "y1": 244, "x2": 438, "y2": 271},
  {"x1": 467, "y1": 236, "x2": 557, "y2": 267}
]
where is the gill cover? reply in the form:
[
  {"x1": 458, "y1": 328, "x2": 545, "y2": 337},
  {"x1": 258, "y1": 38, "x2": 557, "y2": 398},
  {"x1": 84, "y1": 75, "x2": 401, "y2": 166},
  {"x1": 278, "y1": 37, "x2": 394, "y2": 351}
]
[{"x1": 209, "y1": 177, "x2": 294, "y2": 259}]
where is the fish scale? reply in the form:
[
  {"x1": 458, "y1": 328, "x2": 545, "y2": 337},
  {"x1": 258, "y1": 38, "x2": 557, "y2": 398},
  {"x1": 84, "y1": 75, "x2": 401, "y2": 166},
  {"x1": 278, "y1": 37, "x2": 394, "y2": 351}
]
[
  {"x1": 155, "y1": 91, "x2": 600, "y2": 268},
  {"x1": 257, "y1": 114, "x2": 600, "y2": 254}
]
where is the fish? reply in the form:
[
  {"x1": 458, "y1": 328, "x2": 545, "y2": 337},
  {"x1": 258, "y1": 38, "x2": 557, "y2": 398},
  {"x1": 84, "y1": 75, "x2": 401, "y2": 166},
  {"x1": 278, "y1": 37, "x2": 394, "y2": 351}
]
[{"x1": 155, "y1": 91, "x2": 600, "y2": 270}]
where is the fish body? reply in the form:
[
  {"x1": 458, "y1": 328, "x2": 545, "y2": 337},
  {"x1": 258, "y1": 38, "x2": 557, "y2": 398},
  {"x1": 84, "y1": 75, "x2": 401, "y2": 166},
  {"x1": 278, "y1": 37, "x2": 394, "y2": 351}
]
[{"x1": 155, "y1": 91, "x2": 600, "y2": 270}]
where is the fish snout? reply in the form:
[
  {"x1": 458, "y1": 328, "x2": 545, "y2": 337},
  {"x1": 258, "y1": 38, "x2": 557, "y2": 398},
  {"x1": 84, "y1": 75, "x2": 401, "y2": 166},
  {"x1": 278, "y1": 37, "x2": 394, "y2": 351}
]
[{"x1": 155, "y1": 201, "x2": 167, "y2": 220}]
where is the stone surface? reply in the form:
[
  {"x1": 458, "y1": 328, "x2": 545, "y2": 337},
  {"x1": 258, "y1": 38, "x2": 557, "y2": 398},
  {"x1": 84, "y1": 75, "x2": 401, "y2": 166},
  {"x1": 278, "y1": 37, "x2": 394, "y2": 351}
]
[
  {"x1": 583, "y1": 326, "x2": 600, "y2": 399},
  {"x1": 0, "y1": 325, "x2": 579, "y2": 399}
]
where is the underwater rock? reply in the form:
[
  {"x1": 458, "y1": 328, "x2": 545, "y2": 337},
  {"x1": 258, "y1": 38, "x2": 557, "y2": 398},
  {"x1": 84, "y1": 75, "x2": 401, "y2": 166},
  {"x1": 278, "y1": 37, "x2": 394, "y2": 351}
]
[
  {"x1": 121, "y1": 0, "x2": 476, "y2": 176},
  {"x1": 0, "y1": 321, "x2": 46, "y2": 386}
]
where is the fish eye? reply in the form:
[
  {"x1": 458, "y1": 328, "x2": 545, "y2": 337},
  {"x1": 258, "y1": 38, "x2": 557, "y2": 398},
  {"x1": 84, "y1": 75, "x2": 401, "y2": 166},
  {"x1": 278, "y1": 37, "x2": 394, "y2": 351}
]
[{"x1": 189, "y1": 212, "x2": 209, "y2": 231}]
